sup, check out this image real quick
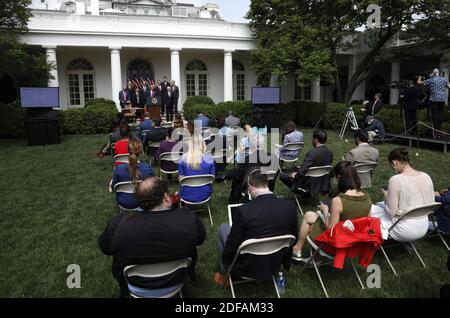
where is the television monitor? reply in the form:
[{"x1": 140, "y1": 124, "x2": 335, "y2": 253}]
[
  {"x1": 251, "y1": 87, "x2": 281, "y2": 105},
  {"x1": 20, "y1": 87, "x2": 60, "y2": 108}
]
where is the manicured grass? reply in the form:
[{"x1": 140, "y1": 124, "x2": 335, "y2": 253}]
[{"x1": 0, "y1": 128, "x2": 449, "y2": 298}]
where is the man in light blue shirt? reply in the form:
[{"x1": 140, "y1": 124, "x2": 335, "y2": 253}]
[
  {"x1": 195, "y1": 112, "x2": 210, "y2": 128},
  {"x1": 418, "y1": 69, "x2": 450, "y2": 134}
]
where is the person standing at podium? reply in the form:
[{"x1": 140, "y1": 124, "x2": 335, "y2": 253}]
[{"x1": 132, "y1": 88, "x2": 146, "y2": 108}]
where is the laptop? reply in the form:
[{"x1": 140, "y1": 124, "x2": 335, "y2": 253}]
[{"x1": 227, "y1": 204, "x2": 243, "y2": 226}]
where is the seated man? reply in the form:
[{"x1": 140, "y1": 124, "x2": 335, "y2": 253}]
[
  {"x1": 225, "y1": 111, "x2": 240, "y2": 128},
  {"x1": 216, "y1": 169, "x2": 298, "y2": 282},
  {"x1": 279, "y1": 129, "x2": 333, "y2": 196},
  {"x1": 194, "y1": 112, "x2": 210, "y2": 128},
  {"x1": 98, "y1": 177, "x2": 206, "y2": 298},
  {"x1": 155, "y1": 127, "x2": 182, "y2": 179},
  {"x1": 364, "y1": 116, "x2": 385, "y2": 142},
  {"x1": 435, "y1": 187, "x2": 450, "y2": 233},
  {"x1": 96, "y1": 116, "x2": 122, "y2": 158},
  {"x1": 139, "y1": 112, "x2": 153, "y2": 141},
  {"x1": 143, "y1": 118, "x2": 168, "y2": 157},
  {"x1": 342, "y1": 129, "x2": 379, "y2": 188}
]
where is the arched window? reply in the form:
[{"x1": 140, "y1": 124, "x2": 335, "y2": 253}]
[
  {"x1": 233, "y1": 60, "x2": 246, "y2": 101},
  {"x1": 127, "y1": 59, "x2": 154, "y2": 82},
  {"x1": 185, "y1": 60, "x2": 208, "y2": 97},
  {"x1": 67, "y1": 58, "x2": 95, "y2": 107}
]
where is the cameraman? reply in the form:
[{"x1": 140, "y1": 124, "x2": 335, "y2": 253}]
[
  {"x1": 418, "y1": 68, "x2": 450, "y2": 137},
  {"x1": 402, "y1": 78, "x2": 421, "y2": 133}
]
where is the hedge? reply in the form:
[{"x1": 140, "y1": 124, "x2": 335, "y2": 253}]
[
  {"x1": 0, "y1": 102, "x2": 26, "y2": 138},
  {"x1": 58, "y1": 98, "x2": 118, "y2": 135},
  {"x1": 183, "y1": 96, "x2": 215, "y2": 110}
]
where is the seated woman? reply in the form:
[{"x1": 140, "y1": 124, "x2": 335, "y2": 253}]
[
  {"x1": 112, "y1": 138, "x2": 154, "y2": 209},
  {"x1": 371, "y1": 147, "x2": 434, "y2": 242},
  {"x1": 292, "y1": 161, "x2": 372, "y2": 260},
  {"x1": 113, "y1": 124, "x2": 132, "y2": 165},
  {"x1": 173, "y1": 113, "x2": 185, "y2": 129},
  {"x1": 235, "y1": 124, "x2": 261, "y2": 163},
  {"x1": 178, "y1": 132, "x2": 215, "y2": 203},
  {"x1": 156, "y1": 127, "x2": 182, "y2": 179},
  {"x1": 276, "y1": 120, "x2": 304, "y2": 160},
  {"x1": 217, "y1": 117, "x2": 233, "y2": 137}
]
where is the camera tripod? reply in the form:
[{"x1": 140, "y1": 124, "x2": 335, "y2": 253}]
[{"x1": 339, "y1": 106, "x2": 359, "y2": 140}]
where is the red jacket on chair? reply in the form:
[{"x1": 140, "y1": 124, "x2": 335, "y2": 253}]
[{"x1": 314, "y1": 217, "x2": 383, "y2": 269}]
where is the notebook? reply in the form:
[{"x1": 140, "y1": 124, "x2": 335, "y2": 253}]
[{"x1": 227, "y1": 204, "x2": 243, "y2": 226}]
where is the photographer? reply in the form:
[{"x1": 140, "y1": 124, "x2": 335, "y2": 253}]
[
  {"x1": 401, "y1": 78, "x2": 421, "y2": 133},
  {"x1": 418, "y1": 68, "x2": 450, "y2": 137}
]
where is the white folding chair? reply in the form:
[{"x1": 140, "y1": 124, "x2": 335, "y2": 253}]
[
  {"x1": 277, "y1": 142, "x2": 304, "y2": 173},
  {"x1": 294, "y1": 165, "x2": 333, "y2": 215},
  {"x1": 179, "y1": 174, "x2": 215, "y2": 226},
  {"x1": 159, "y1": 152, "x2": 182, "y2": 179},
  {"x1": 123, "y1": 258, "x2": 192, "y2": 298},
  {"x1": 147, "y1": 141, "x2": 161, "y2": 164},
  {"x1": 113, "y1": 181, "x2": 141, "y2": 213},
  {"x1": 223, "y1": 235, "x2": 296, "y2": 298},
  {"x1": 428, "y1": 211, "x2": 450, "y2": 251},
  {"x1": 380, "y1": 202, "x2": 442, "y2": 277},
  {"x1": 354, "y1": 161, "x2": 378, "y2": 189},
  {"x1": 114, "y1": 154, "x2": 129, "y2": 167},
  {"x1": 161, "y1": 122, "x2": 173, "y2": 129},
  {"x1": 300, "y1": 236, "x2": 366, "y2": 298}
]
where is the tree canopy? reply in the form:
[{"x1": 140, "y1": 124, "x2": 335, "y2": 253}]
[
  {"x1": 247, "y1": 0, "x2": 450, "y2": 103},
  {"x1": 0, "y1": 0, "x2": 51, "y2": 103}
]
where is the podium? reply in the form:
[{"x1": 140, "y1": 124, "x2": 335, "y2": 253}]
[{"x1": 148, "y1": 96, "x2": 161, "y2": 120}]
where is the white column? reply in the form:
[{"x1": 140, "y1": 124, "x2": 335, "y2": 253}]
[
  {"x1": 390, "y1": 61, "x2": 400, "y2": 105},
  {"x1": 110, "y1": 47, "x2": 122, "y2": 111},
  {"x1": 90, "y1": 0, "x2": 99, "y2": 15},
  {"x1": 349, "y1": 54, "x2": 366, "y2": 101},
  {"x1": 439, "y1": 61, "x2": 449, "y2": 105},
  {"x1": 170, "y1": 48, "x2": 182, "y2": 109},
  {"x1": 224, "y1": 49, "x2": 234, "y2": 102},
  {"x1": 311, "y1": 77, "x2": 321, "y2": 103},
  {"x1": 44, "y1": 46, "x2": 58, "y2": 87}
]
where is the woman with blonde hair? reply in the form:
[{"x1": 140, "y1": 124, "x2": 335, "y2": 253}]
[
  {"x1": 112, "y1": 138, "x2": 154, "y2": 209},
  {"x1": 178, "y1": 132, "x2": 215, "y2": 203}
]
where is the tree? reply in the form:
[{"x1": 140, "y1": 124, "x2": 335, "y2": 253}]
[
  {"x1": 0, "y1": 0, "x2": 32, "y2": 32},
  {"x1": 0, "y1": 0, "x2": 51, "y2": 103},
  {"x1": 247, "y1": 0, "x2": 450, "y2": 103}
]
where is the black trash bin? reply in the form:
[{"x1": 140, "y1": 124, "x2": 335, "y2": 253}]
[{"x1": 26, "y1": 108, "x2": 60, "y2": 146}]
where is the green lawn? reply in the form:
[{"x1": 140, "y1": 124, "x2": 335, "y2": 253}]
[{"x1": 0, "y1": 128, "x2": 449, "y2": 298}]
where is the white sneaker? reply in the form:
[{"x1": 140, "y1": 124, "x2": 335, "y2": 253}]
[{"x1": 292, "y1": 250, "x2": 309, "y2": 263}]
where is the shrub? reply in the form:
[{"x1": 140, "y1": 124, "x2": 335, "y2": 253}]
[
  {"x1": 0, "y1": 102, "x2": 26, "y2": 138},
  {"x1": 183, "y1": 96, "x2": 215, "y2": 111},
  {"x1": 323, "y1": 103, "x2": 350, "y2": 129},
  {"x1": 59, "y1": 101, "x2": 118, "y2": 135},
  {"x1": 84, "y1": 98, "x2": 118, "y2": 111}
]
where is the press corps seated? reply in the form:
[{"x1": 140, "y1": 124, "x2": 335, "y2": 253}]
[
  {"x1": 178, "y1": 132, "x2": 215, "y2": 203},
  {"x1": 139, "y1": 112, "x2": 153, "y2": 140},
  {"x1": 111, "y1": 138, "x2": 154, "y2": 209}
]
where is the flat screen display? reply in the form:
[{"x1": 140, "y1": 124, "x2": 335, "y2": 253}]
[
  {"x1": 251, "y1": 87, "x2": 281, "y2": 105},
  {"x1": 20, "y1": 87, "x2": 60, "y2": 108}
]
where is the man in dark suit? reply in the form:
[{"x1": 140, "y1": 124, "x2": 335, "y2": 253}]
[
  {"x1": 118, "y1": 85, "x2": 131, "y2": 108},
  {"x1": 143, "y1": 118, "x2": 168, "y2": 157},
  {"x1": 141, "y1": 80, "x2": 151, "y2": 107},
  {"x1": 98, "y1": 177, "x2": 206, "y2": 297},
  {"x1": 163, "y1": 86, "x2": 175, "y2": 122},
  {"x1": 279, "y1": 129, "x2": 333, "y2": 197},
  {"x1": 156, "y1": 80, "x2": 165, "y2": 115},
  {"x1": 215, "y1": 169, "x2": 298, "y2": 283},
  {"x1": 171, "y1": 80, "x2": 180, "y2": 113}
]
